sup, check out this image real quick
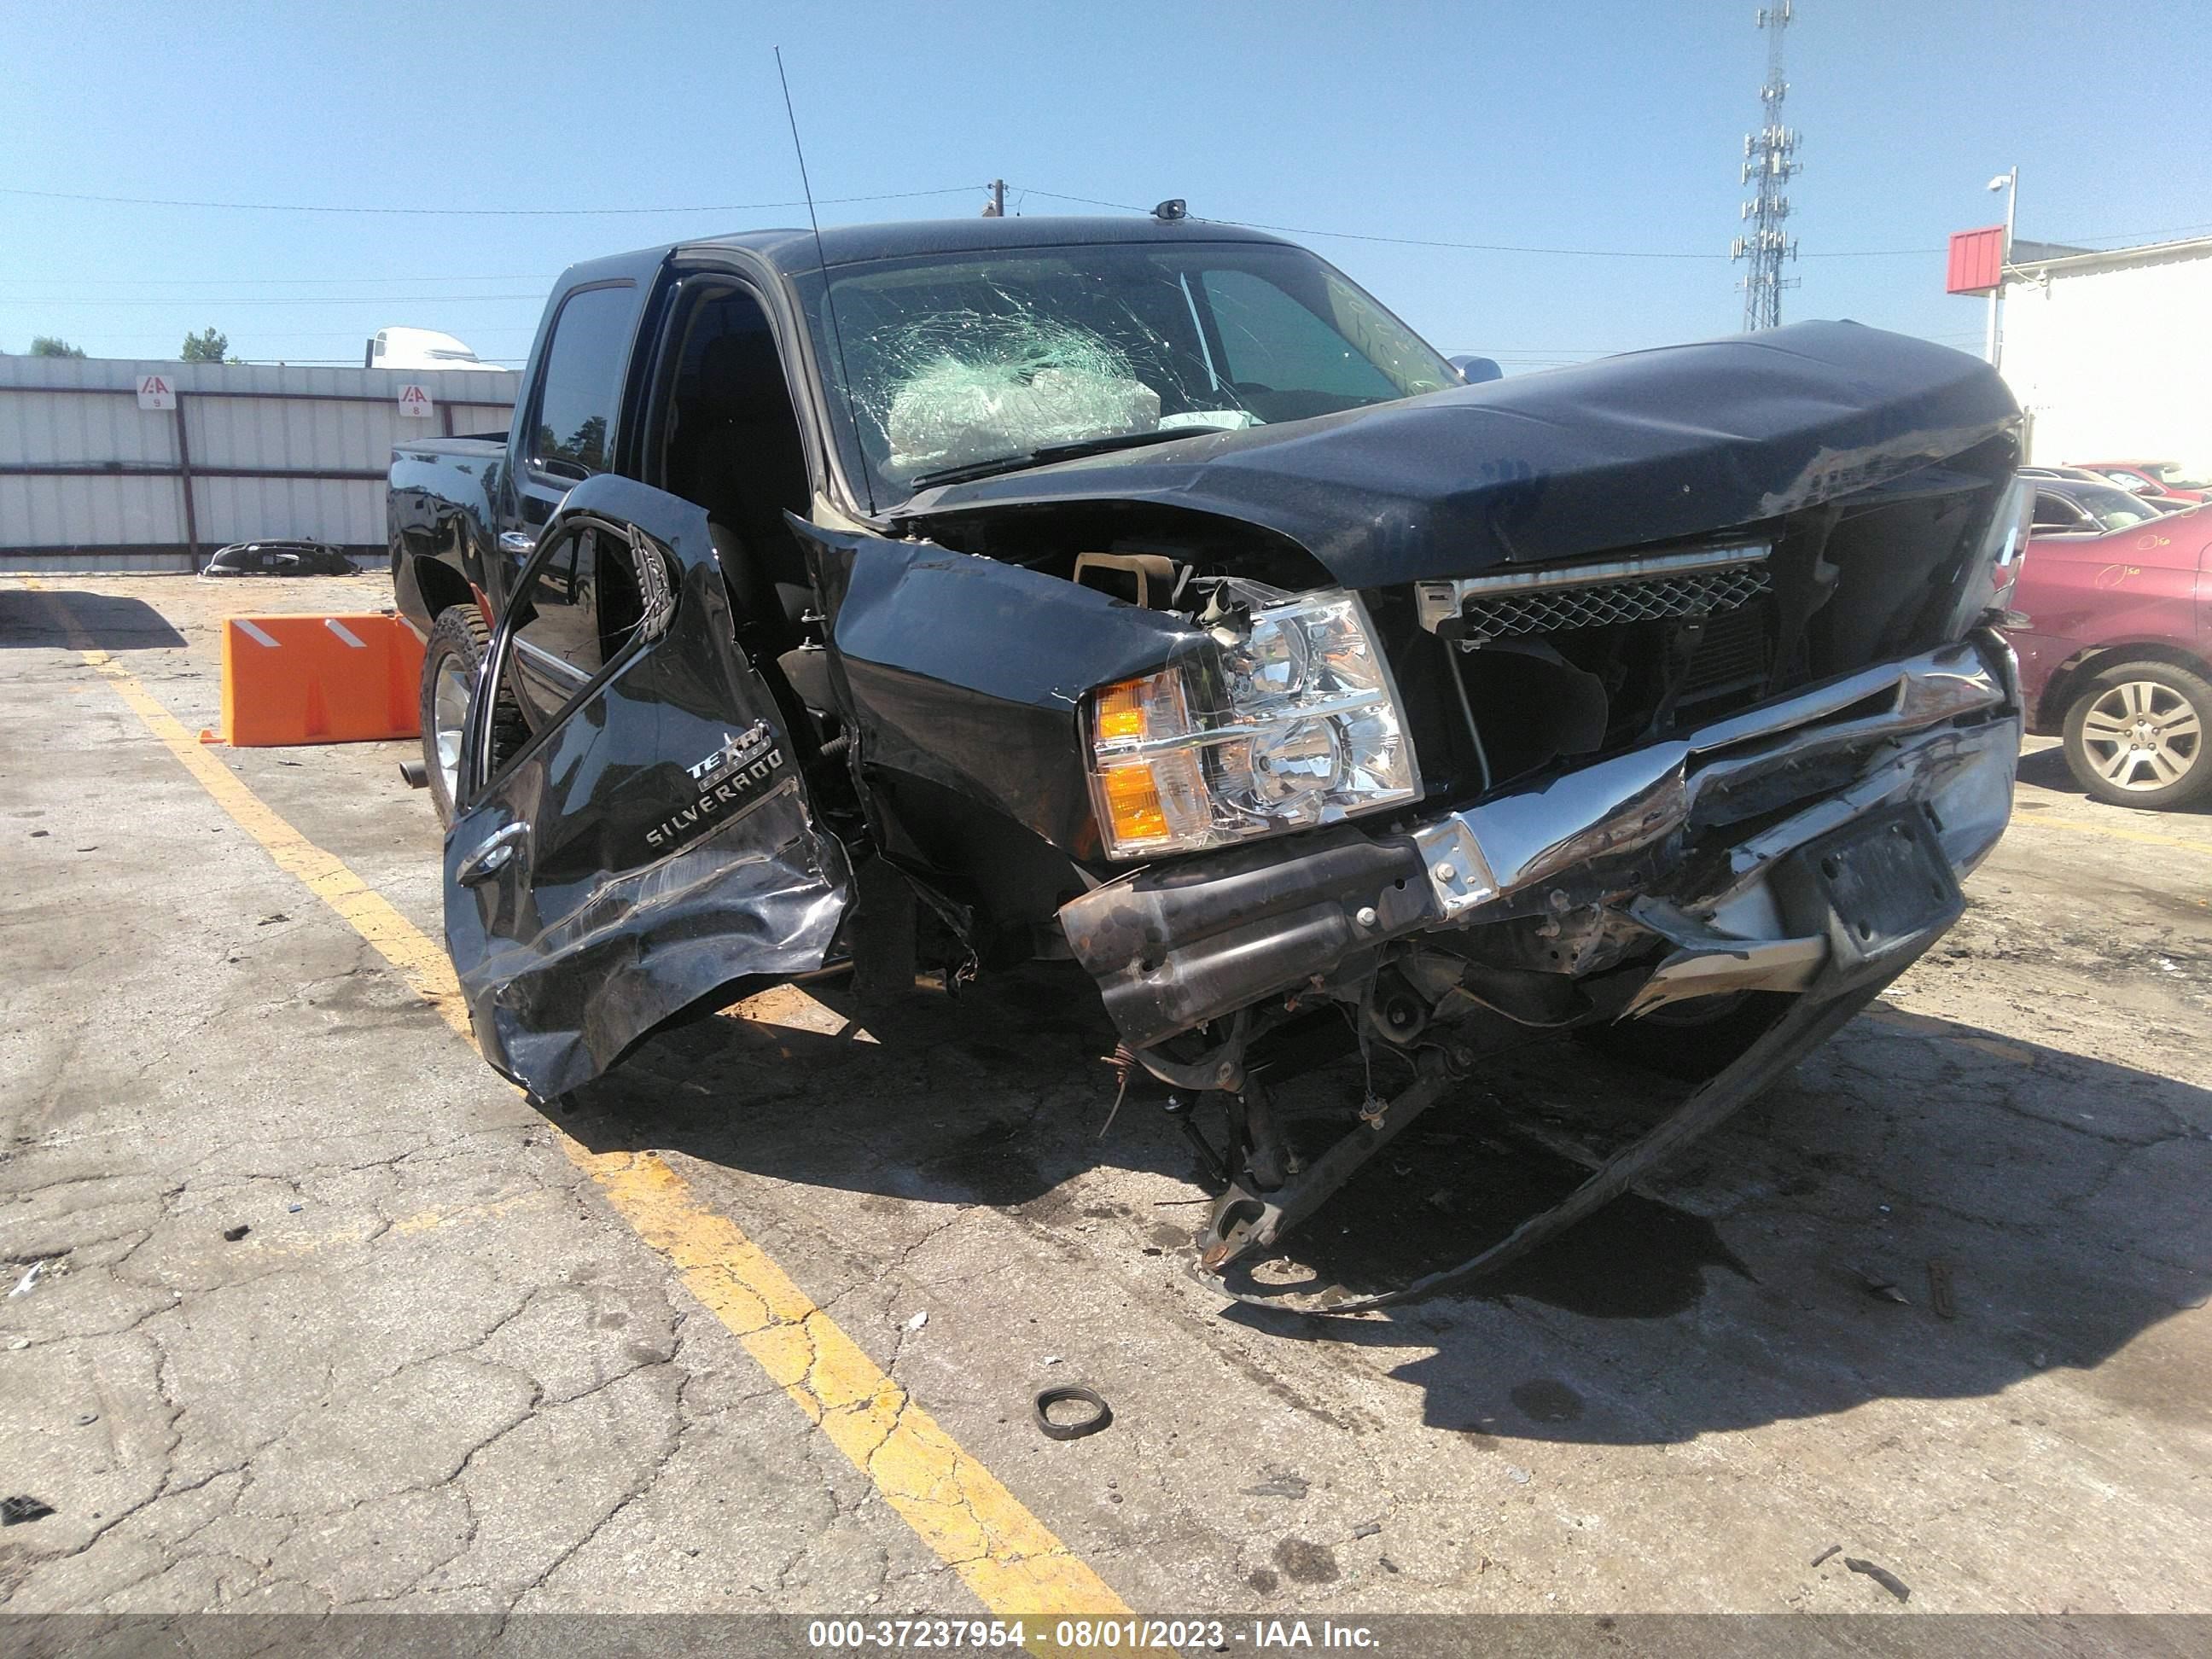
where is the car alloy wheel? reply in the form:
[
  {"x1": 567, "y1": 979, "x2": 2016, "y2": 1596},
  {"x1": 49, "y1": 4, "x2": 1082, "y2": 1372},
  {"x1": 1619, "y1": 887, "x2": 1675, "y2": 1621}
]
[
  {"x1": 2077, "y1": 678, "x2": 2202, "y2": 794},
  {"x1": 2062, "y1": 661, "x2": 2212, "y2": 811}
]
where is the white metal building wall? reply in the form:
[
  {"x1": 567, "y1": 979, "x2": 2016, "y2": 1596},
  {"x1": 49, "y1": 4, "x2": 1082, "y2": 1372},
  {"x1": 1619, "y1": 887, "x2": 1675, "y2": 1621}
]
[
  {"x1": 1999, "y1": 241, "x2": 2212, "y2": 474},
  {"x1": 0, "y1": 357, "x2": 520, "y2": 571}
]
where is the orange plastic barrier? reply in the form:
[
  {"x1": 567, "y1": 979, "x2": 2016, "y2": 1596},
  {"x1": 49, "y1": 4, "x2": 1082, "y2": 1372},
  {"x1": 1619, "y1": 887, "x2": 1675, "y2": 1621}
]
[{"x1": 219, "y1": 613, "x2": 425, "y2": 747}]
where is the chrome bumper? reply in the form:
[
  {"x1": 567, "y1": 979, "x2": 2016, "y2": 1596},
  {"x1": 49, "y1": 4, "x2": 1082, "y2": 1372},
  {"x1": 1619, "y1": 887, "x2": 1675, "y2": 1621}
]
[
  {"x1": 1062, "y1": 634, "x2": 2020, "y2": 1051},
  {"x1": 1415, "y1": 632, "x2": 2020, "y2": 1017},
  {"x1": 1412, "y1": 634, "x2": 2018, "y2": 918}
]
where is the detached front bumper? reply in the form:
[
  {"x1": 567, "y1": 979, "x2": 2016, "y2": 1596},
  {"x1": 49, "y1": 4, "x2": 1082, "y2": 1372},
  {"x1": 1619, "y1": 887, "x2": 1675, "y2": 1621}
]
[{"x1": 1060, "y1": 632, "x2": 2021, "y2": 1052}]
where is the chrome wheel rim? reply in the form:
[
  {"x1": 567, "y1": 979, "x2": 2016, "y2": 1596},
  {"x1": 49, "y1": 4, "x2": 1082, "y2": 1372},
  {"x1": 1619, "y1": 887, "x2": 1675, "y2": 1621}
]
[
  {"x1": 433, "y1": 655, "x2": 474, "y2": 804},
  {"x1": 2081, "y1": 680, "x2": 2203, "y2": 793}
]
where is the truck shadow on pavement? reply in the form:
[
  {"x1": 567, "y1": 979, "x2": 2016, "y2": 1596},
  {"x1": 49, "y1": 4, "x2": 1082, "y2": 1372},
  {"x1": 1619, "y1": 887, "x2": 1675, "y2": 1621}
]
[
  {"x1": 2015, "y1": 742, "x2": 2212, "y2": 814},
  {"x1": 1241, "y1": 1004, "x2": 2212, "y2": 1447},
  {"x1": 2014, "y1": 746, "x2": 2077, "y2": 794},
  {"x1": 557, "y1": 963, "x2": 2212, "y2": 1448},
  {"x1": 0, "y1": 587, "x2": 189, "y2": 650},
  {"x1": 566, "y1": 965, "x2": 1204, "y2": 1206}
]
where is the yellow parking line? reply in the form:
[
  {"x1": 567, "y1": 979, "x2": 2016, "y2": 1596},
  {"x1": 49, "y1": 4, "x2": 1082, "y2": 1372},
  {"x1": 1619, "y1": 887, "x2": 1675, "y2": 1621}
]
[
  {"x1": 2010, "y1": 810, "x2": 2212, "y2": 858},
  {"x1": 26, "y1": 597, "x2": 473, "y2": 1034},
  {"x1": 23, "y1": 581, "x2": 1128, "y2": 1634}
]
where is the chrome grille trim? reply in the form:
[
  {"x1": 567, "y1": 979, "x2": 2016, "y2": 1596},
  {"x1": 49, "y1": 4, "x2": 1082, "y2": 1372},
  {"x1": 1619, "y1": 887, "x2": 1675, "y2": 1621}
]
[
  {"x1": 1415, "y1": 543, "x2": 1773, "y2": 636},
  {"x1": 1458, "y1": 563, "x2": 1773, "y2": 640}
]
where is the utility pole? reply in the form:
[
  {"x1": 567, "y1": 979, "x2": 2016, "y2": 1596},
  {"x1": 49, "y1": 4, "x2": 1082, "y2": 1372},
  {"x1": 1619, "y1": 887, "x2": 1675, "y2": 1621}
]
[
  {"x1": 1731, "y1": 3, "x2": 1801, "y2": 331},
  {"x1": 1985, "y1": 167, "x2": 2017, "y2": 370},
  {"x1": 981, "y1": 179, "x2": 1005, "y2": 218}
]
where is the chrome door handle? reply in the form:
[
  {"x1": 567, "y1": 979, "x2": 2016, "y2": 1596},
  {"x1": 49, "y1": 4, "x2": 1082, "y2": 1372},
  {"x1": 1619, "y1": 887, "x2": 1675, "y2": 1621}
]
[
  {"x1": 498, "y1": 531, "x2": 537, "y2": 557},
  {"x1": 456, "y1": 820, "x2": 529, "y2": 886}
]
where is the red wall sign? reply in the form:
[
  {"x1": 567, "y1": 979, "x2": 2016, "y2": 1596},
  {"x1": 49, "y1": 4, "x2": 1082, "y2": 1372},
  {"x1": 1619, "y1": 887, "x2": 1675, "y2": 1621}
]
[{"x1": 1947, "y1": 225, "x2": 2005, "y2": 294}]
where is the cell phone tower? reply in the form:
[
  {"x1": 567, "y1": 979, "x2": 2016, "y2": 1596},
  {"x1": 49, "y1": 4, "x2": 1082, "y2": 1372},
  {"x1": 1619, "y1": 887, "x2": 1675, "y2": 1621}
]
[{"x1": 1731, "y1": 2, "x2": 1801, "y2": 331}]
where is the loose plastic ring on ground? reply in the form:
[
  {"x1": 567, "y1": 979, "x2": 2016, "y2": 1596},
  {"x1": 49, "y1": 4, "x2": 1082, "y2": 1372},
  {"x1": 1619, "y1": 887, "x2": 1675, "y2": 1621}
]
[{"x1": 1033, "y1": 1384, "x2": 1113, "y2": 1441}]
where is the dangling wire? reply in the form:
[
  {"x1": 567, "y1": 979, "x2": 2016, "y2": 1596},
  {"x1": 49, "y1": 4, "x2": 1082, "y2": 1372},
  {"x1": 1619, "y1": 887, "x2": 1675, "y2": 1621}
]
[
  {"x1": 1098, "y1": 1042, "x2": 1138, "y2": 1140},
  {"x1": 1349, "y1": 987, "x2": 1387, "y2": 1126}
]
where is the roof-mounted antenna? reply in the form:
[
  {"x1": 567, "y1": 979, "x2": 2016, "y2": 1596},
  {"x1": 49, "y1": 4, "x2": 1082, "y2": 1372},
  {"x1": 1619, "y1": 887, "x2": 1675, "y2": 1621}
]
[{"x1": 774, "y1": 47, "x2": 873, "y2": 515}]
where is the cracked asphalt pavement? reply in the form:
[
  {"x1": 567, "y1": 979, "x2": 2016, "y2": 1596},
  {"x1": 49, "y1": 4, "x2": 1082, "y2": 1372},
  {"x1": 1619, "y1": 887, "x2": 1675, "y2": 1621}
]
[{"x1": 2, "y1": 576, "x2": 2208, "y2": 1618}]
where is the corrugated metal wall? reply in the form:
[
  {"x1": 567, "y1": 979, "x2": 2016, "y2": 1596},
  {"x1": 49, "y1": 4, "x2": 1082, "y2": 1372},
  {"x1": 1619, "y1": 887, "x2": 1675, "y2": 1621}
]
[
  {"x1": 0, "y1": 357, "x2": 520, "y2": 571},
  {"x1": 2000, "y1": 243, "x2": 2212, "y2": 472}
]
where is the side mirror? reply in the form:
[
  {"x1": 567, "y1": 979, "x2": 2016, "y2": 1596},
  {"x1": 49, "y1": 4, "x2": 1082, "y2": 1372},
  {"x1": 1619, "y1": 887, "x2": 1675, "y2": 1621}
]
[{"x1": 1448, "y1": 354, "x2": 1503, "y2": 385}]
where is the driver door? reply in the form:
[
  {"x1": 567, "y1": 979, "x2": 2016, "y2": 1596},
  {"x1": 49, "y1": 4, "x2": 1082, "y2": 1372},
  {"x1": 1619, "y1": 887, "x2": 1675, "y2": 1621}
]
[{"x1": 444, "y1": 474, "x2": 850, "y2": 1097}]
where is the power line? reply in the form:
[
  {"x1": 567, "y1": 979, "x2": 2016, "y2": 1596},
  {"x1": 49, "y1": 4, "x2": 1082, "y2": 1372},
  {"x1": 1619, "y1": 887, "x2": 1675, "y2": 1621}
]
[
  {"x1": 0, "y1": 274, "x2": 558, "y2": 288},
  {"x1": 228, "y1": 358, "x2": 528, "y2": 367},
  {"x1": 0, "y1": 183, "x2": 982, "y2": 218},
  {"x1": 9, "y1": 174, "x2": 2208, "y2": 267},
  {"x1": 61, "y1": 329, "x2": 537, "y2": 342},
  {"x1": 1019, "y1": 189, "x2": 1730, "y2": 259},
  {"x1": 1214, "y1": 218, "x2": 1730, "y2": 260},
  {"x1": 1018, "y1": 183, "x2": 2200, "y2": 264},
  {"x1": 11, "y1": 179, "x2": 2206, "y2": 282},
  {"x1": 2037, "y1": 218, "x2": 2212, "y2": 247},
  {"x1": 0, "y1": 294, "x2": 544, "y2": 307}
]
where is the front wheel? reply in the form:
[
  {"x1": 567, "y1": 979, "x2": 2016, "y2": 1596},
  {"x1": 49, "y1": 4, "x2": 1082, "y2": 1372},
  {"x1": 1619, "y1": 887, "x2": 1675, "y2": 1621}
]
[
  {"x1": 419, "y1": 606, "x2": 523, "y2": 826},
  {"x1": 2061, "y1": 661, "x2": 2210, "y2": 810}
]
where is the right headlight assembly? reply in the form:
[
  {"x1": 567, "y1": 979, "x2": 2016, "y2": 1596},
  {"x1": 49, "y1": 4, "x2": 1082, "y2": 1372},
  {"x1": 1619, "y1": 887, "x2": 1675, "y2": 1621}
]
[{"x1": 1085, "y1": 585, "x2": 1420, "y2": 860}]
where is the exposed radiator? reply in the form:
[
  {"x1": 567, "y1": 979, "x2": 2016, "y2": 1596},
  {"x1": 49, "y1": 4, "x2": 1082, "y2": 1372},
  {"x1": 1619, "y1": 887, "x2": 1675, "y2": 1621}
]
[{"x1": 1680, "y1": 593, "x2": 1775, "y2": 702}]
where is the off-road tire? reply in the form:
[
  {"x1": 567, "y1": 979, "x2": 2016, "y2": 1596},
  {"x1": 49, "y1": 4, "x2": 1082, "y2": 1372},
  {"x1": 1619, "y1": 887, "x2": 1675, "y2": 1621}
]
[
  {"x1": 420, "y1": 606, "x2": 526, "y2": 826},
  {"x1": 1573, "y1": 991, "x2": 1796, "y2": 1082},
  {"x1": 2060, "y1": 660, "x2": 2212, "y2": 811}
]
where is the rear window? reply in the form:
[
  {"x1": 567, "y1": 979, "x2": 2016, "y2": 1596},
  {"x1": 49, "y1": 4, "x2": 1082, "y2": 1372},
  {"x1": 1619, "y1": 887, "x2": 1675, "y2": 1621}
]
[
  {"x1": 2031, "y1": 492, "x2": 2082, "y2": 530},
  {"x1": 2074, "y1": 484, "x2": 2163, "y2": 531},
  {"x1": 531, "y1": 284, "x2": 634, "y2": 476}
]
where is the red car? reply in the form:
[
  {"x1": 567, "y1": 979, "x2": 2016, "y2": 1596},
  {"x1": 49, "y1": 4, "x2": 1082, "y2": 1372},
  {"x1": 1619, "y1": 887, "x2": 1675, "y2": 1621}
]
[
  {"x1": 2007, "y1": 503, "x2": 2211, "y2": 808},
  {"x1": 2069, "y1": 461, "x2": 2211, "y2": 505}
]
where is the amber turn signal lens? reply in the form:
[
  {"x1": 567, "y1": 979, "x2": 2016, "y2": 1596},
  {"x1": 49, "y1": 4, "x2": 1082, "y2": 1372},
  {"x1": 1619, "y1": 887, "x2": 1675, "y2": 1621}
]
[
  {"x1": 1086, "y1": 666, "x2": 1207, "y2": 855},
  {"x1": 1094, "y1": 682, "x2": 1150, "y2": 742},
  {"x1": 1099, "y1": 762, "x2": 1167, "y2": 843}
]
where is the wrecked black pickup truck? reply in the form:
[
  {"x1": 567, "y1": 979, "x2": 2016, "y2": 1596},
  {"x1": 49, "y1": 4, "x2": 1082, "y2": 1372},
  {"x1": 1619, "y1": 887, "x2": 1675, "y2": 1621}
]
[{"x1": 389, "y1": 213, "x2": 2029, "y2": 1311}]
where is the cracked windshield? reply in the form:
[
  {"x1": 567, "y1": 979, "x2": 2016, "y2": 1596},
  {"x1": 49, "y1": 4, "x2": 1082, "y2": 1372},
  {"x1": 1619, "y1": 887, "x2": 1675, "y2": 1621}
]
[{"x1": 807, "y1": 242, "x2": 1455, "y2": 500}]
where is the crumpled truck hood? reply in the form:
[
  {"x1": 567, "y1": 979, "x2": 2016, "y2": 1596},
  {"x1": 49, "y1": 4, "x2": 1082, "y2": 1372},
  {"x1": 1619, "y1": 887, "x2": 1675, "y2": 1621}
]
[{"x1": 898, "y1": 320, "x2": 2020, "y2": 588}]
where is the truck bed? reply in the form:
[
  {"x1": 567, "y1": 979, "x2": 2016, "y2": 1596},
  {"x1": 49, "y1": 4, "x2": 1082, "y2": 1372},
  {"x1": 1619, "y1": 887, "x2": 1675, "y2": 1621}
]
[{"x1": 387, "y1": 435, "x2": 510, "y2": 634}]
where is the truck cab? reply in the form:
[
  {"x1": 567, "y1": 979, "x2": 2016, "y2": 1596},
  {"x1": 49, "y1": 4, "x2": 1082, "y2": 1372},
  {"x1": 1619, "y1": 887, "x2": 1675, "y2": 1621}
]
[{"x1": 391, "y1": 236, "x2": 852, "y2": 810}]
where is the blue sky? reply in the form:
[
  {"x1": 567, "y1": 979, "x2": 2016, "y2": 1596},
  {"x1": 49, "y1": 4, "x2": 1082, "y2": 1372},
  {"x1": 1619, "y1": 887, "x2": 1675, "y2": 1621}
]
[{"x1": 4, "y1": 0, "x2": 2204, "y2": 372}]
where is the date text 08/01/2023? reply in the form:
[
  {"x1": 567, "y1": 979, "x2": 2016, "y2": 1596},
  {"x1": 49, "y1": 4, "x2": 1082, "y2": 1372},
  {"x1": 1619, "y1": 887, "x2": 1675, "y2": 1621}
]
[{"x1": 804, "y1": 1618, "x2": 1381, "y2": 1649}]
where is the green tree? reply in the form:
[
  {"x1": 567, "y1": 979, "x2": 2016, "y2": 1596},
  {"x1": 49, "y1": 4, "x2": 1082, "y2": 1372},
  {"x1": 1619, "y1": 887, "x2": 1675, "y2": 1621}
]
[
  {"x1": 568, "y1": 414, "x2": 608, "y2": 470},
  {"x1": 31, "y1": 336, "x2": 87, "y2": 358},
  {"x1": 180, "y1": 327, "x2": 230, "y2": 363}
]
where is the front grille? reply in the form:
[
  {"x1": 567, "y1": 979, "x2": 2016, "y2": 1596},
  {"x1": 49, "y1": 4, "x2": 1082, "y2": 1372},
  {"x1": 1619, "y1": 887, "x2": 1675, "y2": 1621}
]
[
  {"x1": 1456, "y1": 562, "x2": 1772, "y2": 641},
  {"x1": 1392, "y1": 441, "x2": 2020, "y2": 798}
]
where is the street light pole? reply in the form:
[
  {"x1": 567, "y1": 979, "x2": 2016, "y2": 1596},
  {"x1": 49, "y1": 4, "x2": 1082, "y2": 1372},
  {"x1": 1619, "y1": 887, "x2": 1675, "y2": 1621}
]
[{"x1": 1986, "y1": 167, "x2": 2017, "y2": 370}]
